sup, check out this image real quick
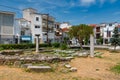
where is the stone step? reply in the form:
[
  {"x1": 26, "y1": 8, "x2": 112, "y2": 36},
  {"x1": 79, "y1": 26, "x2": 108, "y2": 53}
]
[{"x1": 27, "y1": 65, "x2": 52, "y2": 72}]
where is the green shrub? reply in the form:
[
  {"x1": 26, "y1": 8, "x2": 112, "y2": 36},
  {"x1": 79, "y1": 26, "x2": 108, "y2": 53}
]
[
  {"x1": 60, "y1": 44, "x2": 67, "y2": 50},
  {"x1": 0, "y1": 43, "x2": 51, "y2": 50},
  {"x1": 39, "y1": 43, "x2": 50, "y2": 47},
  {"x1": 51, "y1": 43, "x2": 60, "y2": 48}
]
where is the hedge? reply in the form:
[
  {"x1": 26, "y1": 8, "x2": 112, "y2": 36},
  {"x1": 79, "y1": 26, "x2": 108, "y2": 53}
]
[
  {"x1": 0, "y1": 43, "x2": 50, "y2": 50},
  {"x1": 51, "y1": 42, "x2": 60, "y2": 48}
]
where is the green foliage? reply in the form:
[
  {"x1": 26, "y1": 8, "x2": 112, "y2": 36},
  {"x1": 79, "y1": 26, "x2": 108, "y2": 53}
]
[
  {"x1": 111, "y1": 63, "x2": 120, "y2": 74},
  {"x1": 63, "y1": 37, "x2": 69, "y2": 44},
  {"x1": 110, "y1": 27, "x2": 120, "y2": 50},
  {"x1": 51, "y1": 43, "x2": 60, "y2": 48},
  {"x1": 0, "y1": 43, "x2": 50, "y2": 50},
  {"x1": 39, "y1": 43, "x2": 50, "y2": 47},
  {"x1": 0, "y1": 44, "x2": 35, "y2": 49},
  {"x1": 58, "y1": 52, "x2": 68, "y2": 57},
  {"x1": 60, "y1": 44, "x2": 67, "y2": 50},
  {"x1": 96, "y1": 36, "x2": 103, "y2": 45},
  {"x1": 84, "y1": 37, "x2": 89, "y2": 45},
  {"x1": 24, "y1": 68, "x2": 31, "y2": 72},
  {"x1": 68, "y1": 24, "x2": 93, "y2": 49},
  {"x1": 0, "y1": 47, "x2": 4, "y2": 51}
]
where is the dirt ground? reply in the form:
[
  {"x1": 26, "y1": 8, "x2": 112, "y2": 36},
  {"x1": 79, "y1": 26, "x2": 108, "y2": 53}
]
[{"x1": 0, "y1": 50, "x2": 120, "y2": 80}]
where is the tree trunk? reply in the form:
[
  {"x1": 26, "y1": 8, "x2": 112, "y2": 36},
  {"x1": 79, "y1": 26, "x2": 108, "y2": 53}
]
[
  {"x1": 80, "y1": 42, "x2": 83, "y2": 50},
  {"x1": 78, "y1": 40, "x2": 83, "y2": 50}
]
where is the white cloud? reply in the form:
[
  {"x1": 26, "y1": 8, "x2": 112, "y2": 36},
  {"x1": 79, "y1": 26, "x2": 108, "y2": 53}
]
[
  {"x1": 79, "y1": 0, "x2": 117, "y2": 7},
  {"x1": 80, "y1": 0, "x2": 96, "y2": 6}
]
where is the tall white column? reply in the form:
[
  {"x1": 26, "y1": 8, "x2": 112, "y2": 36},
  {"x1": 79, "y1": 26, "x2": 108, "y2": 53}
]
[
  {"x1": 17, "y1": 36, "x2": 20, "y2": 44},
  {"x1": 35, "y1": 34, "x2": 40, "y2": 53},
  {"x1": 90, "y1": 34, "x2": 94, "y2": 57}
]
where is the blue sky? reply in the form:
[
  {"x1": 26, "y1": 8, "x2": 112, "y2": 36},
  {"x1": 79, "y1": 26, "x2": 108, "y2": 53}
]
[{"x1": 0, "y1": 0, "x2": 120, "y2": 25}]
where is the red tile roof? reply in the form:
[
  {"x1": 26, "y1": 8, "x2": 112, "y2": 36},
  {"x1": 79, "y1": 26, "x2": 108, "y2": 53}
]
[
  {"x1": 62, "y1": 27, "x2": 69, "y2": 32},
  {"x1": 89, "y1": 24, "x2": 97, "y2": 28}
]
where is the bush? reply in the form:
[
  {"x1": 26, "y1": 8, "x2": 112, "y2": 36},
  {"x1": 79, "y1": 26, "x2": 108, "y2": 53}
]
[
  {"x1": 60, "y1": 44, "x2": 67, "y2": 50},
  {"x1": 51, "y1": 43, "x2": 60, "y2": 48},
  {"x1": 0, "y1": 44, "x2": 35, "y2": 49},
  {"x1": 0, "y1": 43, "x2": 50, "y2": 50},
  {"x1": 39, "y1": 43, "x2": 50, "y2": 47}
]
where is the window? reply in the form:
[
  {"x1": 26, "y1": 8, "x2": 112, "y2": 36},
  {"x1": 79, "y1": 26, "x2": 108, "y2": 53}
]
[
  {"x1": 109, "y1": 24, "x2": 112, "y2": 26},
  {"x1": 21, "y1": 31, "x2": 25, "y2": 35},
  {"x1": 35, "y1": 25, "x2": 40, "y2": 28},
  {"x1": 107, "y1": 31, "x2": 111, "y2": 37},
  {"x1": 36, "y1": 17, "x2": 39, "y2": 21},
  {"x1": 96, "y1": 27, "x2": 100, "y2": 32}
]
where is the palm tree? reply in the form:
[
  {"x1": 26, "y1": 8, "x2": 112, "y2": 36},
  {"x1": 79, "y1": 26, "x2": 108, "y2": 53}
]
[{"x1": 68, "y1": 24, "x2": 93, "y2": 49}]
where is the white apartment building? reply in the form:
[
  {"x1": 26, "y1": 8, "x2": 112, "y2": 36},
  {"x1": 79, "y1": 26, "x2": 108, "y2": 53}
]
[
  {"x1": 102, "y1": 22, "x2": 118, "y2": 44},
  {"x1": 0, "y1": 11, "x2": 15, "y2": 44},
  {"x1": 92, "y1": 22, "x2": 119, "y2": 45},
  {"x1": 16, "y1": 8, "x2": 55, "y2": 43},
  {"x1": 15, "y1": 18, "x2": 31, "y2": 43}
]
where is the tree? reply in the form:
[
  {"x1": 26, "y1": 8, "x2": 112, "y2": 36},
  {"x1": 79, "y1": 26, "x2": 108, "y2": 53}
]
[
  {"x1": 68, "y1": 24, "x2": 93, "y2": 49},
  {"x1": 110, "y1": 27, "x2": 120, "y2": 50}
]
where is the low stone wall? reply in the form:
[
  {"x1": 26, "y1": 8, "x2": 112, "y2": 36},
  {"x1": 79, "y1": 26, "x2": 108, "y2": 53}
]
[
  {"x1": 0, "y1": 54, "x2": 73, "y2": 66},
  {"x1": 0, "y1": 50, "x2": 23, "y2": 55}
]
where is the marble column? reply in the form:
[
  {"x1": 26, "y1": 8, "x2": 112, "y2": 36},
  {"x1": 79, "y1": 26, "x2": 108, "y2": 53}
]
[
  {"x1": 90, "y1": 34, "x2": 94, "y2": 57},
  {"x1": 35, "y1": 34, "x2": 40, "y2": 53}
]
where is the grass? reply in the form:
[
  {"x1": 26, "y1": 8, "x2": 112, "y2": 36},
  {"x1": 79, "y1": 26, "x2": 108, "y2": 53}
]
[
  {"x1": 94, "y1": 52, "x2": 103, "y2": 58},
  {"x1": 110, "y1": 63, "x2": 120, "y2": 74},
  {"x1": 109, "y1": 50, "x2": 120, "y2": 53}
]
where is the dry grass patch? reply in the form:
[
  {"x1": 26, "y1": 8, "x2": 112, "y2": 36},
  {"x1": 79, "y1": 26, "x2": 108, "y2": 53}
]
[{"x1": 0, "y1": 50, "x2": 120, "y2": 80}]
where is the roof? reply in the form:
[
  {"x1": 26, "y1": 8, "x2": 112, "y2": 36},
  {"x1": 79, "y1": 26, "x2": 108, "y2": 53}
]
[
  {"x1": 0, "y1": 10, "x2": 15, "y2": 15},
  {"x1": 89, "y1": 24, "x2": 97, "y2": 28},
  {"x1": 23, "y1": 8, "x2": 37, "y2": 11},
  {"x1": 62, "y1": 27, "x2": 69, "y2": 32}
]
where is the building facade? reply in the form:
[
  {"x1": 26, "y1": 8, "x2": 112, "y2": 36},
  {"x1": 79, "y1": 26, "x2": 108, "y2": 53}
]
[
  {"x1": 54, "y1": 22, "x2": 62, "y2": 43},
  {"x1": 92, "y1": 22, "x2": 119, "y2": 45},
  {"x1": 0, "y1": 11, "x2": 15, "y2": 44},
  {"x1": 15, "y1": 18, "x2": 31, "y2": 43},
  {"x1": 16, "y1": 8, "x2": 55, "y2": 43}
]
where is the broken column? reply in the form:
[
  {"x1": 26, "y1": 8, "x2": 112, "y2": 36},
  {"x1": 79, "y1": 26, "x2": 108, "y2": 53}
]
[{"x1": 35, "y1": 34, "x2": 40, "y2": 53}]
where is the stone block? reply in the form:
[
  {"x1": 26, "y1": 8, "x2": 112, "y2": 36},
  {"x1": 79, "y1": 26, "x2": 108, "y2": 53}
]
[
  {"x1": 27, "y1": 65, "x2": 52, "y2": 72},
  {"x1": 65, "y1": 64, "x2": 71, "y2": 68},
  {"x1": 21, "y1": 64, "x2": 32, "y2": 68},
  {"x1": 69, "y1": 67, "x2": 77, "y2": 72}
]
